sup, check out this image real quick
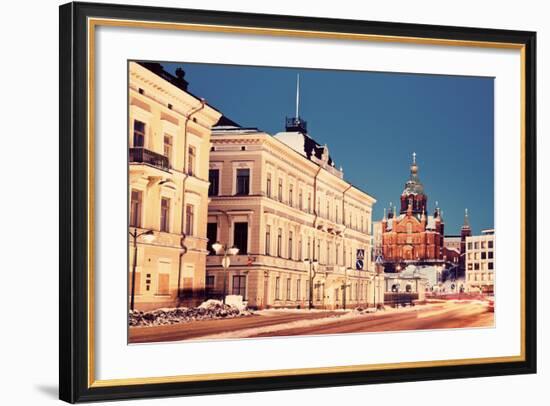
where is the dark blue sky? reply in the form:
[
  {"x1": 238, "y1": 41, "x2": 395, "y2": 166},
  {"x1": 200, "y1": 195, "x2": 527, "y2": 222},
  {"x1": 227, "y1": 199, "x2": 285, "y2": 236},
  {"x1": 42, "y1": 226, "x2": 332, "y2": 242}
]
[{"x1": 163, "y1": 61, "x2": 494, "y2": 235}]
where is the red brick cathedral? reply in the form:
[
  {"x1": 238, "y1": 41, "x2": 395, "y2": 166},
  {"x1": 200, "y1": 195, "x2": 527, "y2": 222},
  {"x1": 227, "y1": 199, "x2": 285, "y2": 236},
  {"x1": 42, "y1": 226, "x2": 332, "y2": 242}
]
[{"x1": 381, "y1": 153, "x2": 445, "y2": 272}]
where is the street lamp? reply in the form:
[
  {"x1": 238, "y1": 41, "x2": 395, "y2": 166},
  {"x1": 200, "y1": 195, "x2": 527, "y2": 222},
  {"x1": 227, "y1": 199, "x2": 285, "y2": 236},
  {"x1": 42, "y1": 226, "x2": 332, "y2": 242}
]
[
  {"x1": 303, "y1": 258, "x2": 318, "y2": 310},
  {"x1": 212, "y1": 241, "x2": 239, "y2": 304},
  {"x1": 129, "y1": 228, "x2": 156, "y2": 311}
]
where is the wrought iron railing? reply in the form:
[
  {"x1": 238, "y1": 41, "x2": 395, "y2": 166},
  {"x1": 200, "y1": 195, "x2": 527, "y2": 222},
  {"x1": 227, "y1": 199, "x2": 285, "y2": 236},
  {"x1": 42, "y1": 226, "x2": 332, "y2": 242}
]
[{"x1": 129, "y1": 147, "x2": 170, "y2": 171}]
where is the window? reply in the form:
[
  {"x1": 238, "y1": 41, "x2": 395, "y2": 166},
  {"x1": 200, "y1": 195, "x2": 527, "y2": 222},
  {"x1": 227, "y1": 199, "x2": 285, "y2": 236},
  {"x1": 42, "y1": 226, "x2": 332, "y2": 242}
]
[
  {"x1": 277, "y1": 228, "x2": 282, "y2": 257},
  {"x1": 326, "y1": 243, "x2": 331, "y2": 265},
  {"x1": 278, "y1": 179, "x2": 283, "y2": 202},
  {"x1": 184, "y1": 204, "x2": 194, "y2": 235},
  {"x1": 160, "y1": 198, "x2": 170, "y2": 232},
  {"x1": 289, "y1": 184, "x2": 293, "y2": 207},
  {"x1": 232, "y1": 275, "x2": 247, "y2": 298},
  {"x1": 205, "y1": 275, "x2": 215, "y2": 295},
  {"x1": 266, "y1": 173, "x2": 272, "y2": 197},
  {"x1": 488, "y1": 240, "x2": 494, "y2": 249},
  {"x1": 206, "y1": 223, "x2": 217, "y2": 254},
  {"x1": 481, "y1": 252, "x2": 487, "y2": 260},
  {"x1": 288, "y1": 231, "x2": 293, "y2": 259},
  {"x1": 468, "y1": 263, "x2": 473, "y2": 270},
  {"x1": 233, "y1": 222, "x2": 248, "y2": 254},
  {"x1": 481, "y1": 241, "x2": 486, "y2": 249},
  {"x1": 208, "y1": 169, "x2": 219, "y2": 196},
  {"x1": 298, "y1": 238, "x2": 302, "y2": 261},
  {"x1": 133, "y1": 120, "x2": 145, "y2": 147},
  {"x1": 286, "y1": 278, "x2": 292, "y2": 300},
  {"x1": 163, "y1": 135, "x2": 172, "y2": 165},
  {"x1": 316, "y1": 284, "x2": 321, "y2": 301},
  {"x1": 361, "y1": 216, "x2": 364, "y2": 232},
  {"x1": 467, "y1": 242, "x2": 472, "y2": 250},
  {"x1": 299, "y1": 190, "x2": 303, "y2": 210},
  {"x1": 236, "y1": 168, "x2": 250, "y2": 195},
  {"x1": 157, "y1": 261, "x2": 171, "y2": 295},
  {"x1": 275, "y1": 277, "x2": 281, "y2": 300},
  {"x1": 335, "y1": 205, "x2": 339, "y2": 223},
  {"x1": 296, "y1": 279, "x2": 301, "y2": 301},
  {"x1": 326, "y1": 201, "x2": 330, "y2": 219},
  {"x1": 488, "y1": 262, "x2": 494, "y2": 270},
  {"x1": 307, "y1": 193, "x2": 312, "y2": 213},
  {"x1": 187, "y1": 146, "x2": 196, "y2": 175},
  {"x1": 307, "y1": 237, "x2": 311, "y2": 260},
  {"x1": 157, "y1": 273, "x2": 170, "y2": 295},
  {"x1": 316, "y1": 241, "x2": 321, "y2": 262},
  {"x1": 336, "y1": 244, "x2": 340, "y2": 265},
  {"x1": 265, "y1": 225, "x2": 271, "y2": 255},
  {"x1": 474, "y1": 263, "x2": 480, "y2": 270},
  {"x1": 488, "y1": 251, "x2": 494, "y2": 259},
  {"x1": 474, "y1": 242, "x2": 479, "y2": 249},
  {"x1": 130, "y1": 190, "x2": 142, "y2": 227},
  {"x1": 317, "y1": 197, "x2": 320, "y2": 215}
]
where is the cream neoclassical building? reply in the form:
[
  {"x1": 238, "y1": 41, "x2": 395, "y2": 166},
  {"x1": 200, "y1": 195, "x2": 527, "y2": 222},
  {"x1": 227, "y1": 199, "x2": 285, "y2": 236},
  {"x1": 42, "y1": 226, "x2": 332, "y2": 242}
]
[
  {"x1": 128, "y1": 61, "x2": 221, "y2": 311},
  {"x1": 205, "y1": 116, "x2": 382, "y2": 309},
  {"x1": 465, "y1": 229, "x2": 495, "y2": 294}
]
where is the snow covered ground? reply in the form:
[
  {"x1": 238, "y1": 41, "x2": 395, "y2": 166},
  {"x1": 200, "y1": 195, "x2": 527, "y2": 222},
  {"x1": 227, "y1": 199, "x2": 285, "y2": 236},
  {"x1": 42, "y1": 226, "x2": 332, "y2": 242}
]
[{"x1": 129, "y1": 300, "x2": 253, "y2": 327}]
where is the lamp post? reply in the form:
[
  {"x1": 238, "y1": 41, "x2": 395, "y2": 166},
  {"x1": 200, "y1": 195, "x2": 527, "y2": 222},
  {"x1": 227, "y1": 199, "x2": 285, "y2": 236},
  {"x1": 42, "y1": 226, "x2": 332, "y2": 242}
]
[
  {"x1": 303, "y1": 258, "x2": 318, "y2": 310},
  {"x1": 212, "y1": 241, "x2": 239, "y2": 304},
  {"x1": 129, "y1": 228, "x2": 155, "y2": 311}
]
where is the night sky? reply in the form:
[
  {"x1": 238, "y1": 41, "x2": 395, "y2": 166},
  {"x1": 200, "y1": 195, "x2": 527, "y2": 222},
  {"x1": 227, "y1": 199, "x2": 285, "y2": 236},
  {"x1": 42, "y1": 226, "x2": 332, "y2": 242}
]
[{"x1": 161, "y1": 61, "x2": 494, "y2": 235}]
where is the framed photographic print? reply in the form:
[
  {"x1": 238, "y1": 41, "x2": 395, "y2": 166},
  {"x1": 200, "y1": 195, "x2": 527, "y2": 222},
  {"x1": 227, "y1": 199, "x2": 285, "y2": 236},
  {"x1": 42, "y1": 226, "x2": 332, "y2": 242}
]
[{"x1": 59, "y1": 1, "x2": 537, "y2": 403}]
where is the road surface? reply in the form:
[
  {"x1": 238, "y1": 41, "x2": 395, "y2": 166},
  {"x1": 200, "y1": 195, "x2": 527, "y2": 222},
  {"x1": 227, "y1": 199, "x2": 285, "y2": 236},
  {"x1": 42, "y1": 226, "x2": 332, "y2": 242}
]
[{"x1": 129, "y1": 300, "x2": 493, "y2": 343}]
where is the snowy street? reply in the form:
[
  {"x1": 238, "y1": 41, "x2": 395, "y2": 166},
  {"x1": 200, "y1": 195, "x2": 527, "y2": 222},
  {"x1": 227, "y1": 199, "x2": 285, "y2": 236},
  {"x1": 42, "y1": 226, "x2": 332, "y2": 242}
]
[{"x1": 129, "y1": 300, "x2": 494, "y2": 343}]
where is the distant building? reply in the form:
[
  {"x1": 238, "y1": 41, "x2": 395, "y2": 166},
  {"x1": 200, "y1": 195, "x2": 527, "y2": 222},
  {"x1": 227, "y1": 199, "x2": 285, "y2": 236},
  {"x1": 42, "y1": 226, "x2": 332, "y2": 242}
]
[
  {"x1": 465, "y1": 229, "x2": 495, "y2": 293},
  {"x1": 380, "y1": 154, "x2": 445, "y2": 272},
  {"x1": 205, "y1": 109, "x2": 382, "y2": 309},
  {"x1": 444, "y1": 235, "x2": 461, "y2": 251},
  {"x1": 128, "y1": 61, "x2": 222, "y2": 310}
]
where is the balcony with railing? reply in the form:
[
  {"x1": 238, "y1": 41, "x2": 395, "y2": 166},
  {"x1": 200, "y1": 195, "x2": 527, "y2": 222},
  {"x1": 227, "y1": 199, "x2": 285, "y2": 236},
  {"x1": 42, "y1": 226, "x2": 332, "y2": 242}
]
[{"x1": 129, "y1": 147, "x2": 170, "y2": 172}]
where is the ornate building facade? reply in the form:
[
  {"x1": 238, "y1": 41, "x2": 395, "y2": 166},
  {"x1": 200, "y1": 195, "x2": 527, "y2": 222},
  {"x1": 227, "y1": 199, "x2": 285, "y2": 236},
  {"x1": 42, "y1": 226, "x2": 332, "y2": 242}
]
[
  {"x1": 381, "y1": 154, "x2": 445, "y2": 272},
  {"x1": 205, "y1": 115, "x2": 383, "y2": 309},
  {"x1": 128, "y1": 62, "x2": 221, "y2": 310}
]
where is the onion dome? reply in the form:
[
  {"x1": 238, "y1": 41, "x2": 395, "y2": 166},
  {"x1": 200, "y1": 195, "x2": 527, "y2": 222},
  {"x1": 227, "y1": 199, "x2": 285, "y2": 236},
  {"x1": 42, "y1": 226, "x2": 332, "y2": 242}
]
[{"x1": 402, "y1": 152, "x2": 425, "y2": 195}]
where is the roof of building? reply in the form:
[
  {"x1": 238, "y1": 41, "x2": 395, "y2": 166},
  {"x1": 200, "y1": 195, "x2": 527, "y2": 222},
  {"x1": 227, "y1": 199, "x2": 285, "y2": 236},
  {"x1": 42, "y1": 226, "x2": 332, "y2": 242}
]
[
  {"x1": 136, "y1": 61, "x2": 223, "y2": 114},
  {"x1": 384, "y1": 214, "x2": 439, "y2": 231},
  {"x1": 273, "y1": 131, "x2": 335, "y2": 168}
]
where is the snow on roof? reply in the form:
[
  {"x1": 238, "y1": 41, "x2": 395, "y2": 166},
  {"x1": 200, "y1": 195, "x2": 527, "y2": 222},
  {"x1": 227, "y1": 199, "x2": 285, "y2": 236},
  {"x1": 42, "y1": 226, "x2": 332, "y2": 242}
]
[{"x1": 273, "y1": 132, "x2": 307, "y2": 157}]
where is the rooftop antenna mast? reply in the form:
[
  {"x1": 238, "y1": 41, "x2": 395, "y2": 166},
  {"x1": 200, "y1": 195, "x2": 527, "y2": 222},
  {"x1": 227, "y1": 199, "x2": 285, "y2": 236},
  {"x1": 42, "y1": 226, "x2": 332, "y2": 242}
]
[{"x1": 295, "y1": 74, "x2": 300, "y2": 118}]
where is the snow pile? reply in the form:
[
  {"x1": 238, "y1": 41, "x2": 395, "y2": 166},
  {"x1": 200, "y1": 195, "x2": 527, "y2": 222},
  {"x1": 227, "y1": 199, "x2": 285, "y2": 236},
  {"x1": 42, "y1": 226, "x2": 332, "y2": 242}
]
[{"x1": 129, "y1": 300, "x2": 254, "y2": 327}]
